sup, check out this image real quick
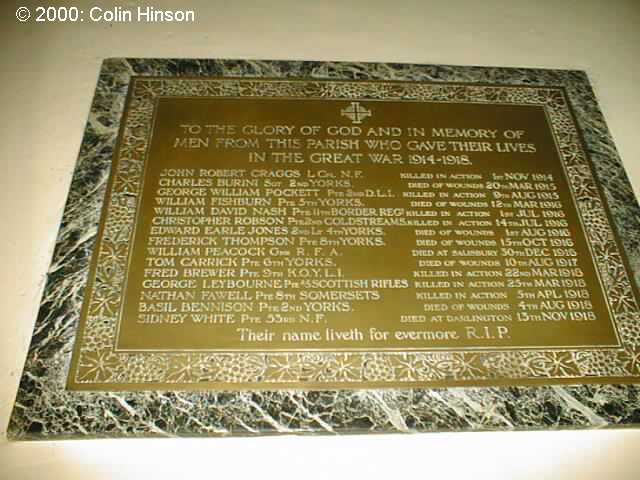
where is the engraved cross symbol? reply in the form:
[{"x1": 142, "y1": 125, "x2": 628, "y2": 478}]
[{"x1": 341, "y1": 102, "x2": 372, "y2": 124}]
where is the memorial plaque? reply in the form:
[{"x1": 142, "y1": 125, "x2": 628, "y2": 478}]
[{"x1": 9, "y1": 59, "x2": 640, "y2": 439}]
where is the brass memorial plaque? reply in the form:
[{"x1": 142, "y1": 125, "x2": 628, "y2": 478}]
[{"x1": 67, "y1": 77, "x2": 640, "y2": 390}]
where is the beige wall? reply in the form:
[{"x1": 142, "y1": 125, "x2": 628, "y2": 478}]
[{"x1": 1, "y1": 1, "x2": 639, "y2": 478}]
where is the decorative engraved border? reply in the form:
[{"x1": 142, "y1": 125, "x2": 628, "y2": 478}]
[{"x1": 70, "y1": 78, "x2": 640, "y2": 388}]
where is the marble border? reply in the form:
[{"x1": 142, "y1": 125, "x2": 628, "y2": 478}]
[{"x1": 8, "y1": 59, "x2": 640, "y2": 439}]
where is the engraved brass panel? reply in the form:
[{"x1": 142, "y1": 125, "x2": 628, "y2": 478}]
[{"x1": 117, "y1": 97, "x2": 617, "y2": 351}]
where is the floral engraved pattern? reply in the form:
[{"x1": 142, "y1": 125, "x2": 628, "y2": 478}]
[
  {"x1": 73, "y1": 77, "x2": 640, "y2": 387},
  {"x1": 77, "y1": 348, "x2": 120, "y2": 382},
  {"x1": 165, "y1": 354, "x2": 205, "y2": 383}
]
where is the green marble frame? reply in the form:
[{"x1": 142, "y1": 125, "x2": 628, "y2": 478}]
[{"x1": 8, "y1": 59, "x2": 640, "y2": 439}]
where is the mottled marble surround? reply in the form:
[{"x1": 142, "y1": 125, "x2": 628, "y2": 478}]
[{"x1": 7, "y1": 59, "x2": 640, "y2": 440}]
